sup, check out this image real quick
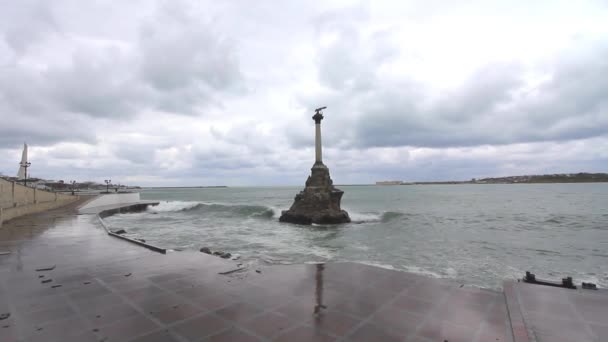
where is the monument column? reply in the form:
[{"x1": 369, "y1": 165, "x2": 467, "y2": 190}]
[
  {"x1": 312, "y1": 107, "x2": 325, "y2": 165},
  {"x1": 279, "y1": 106, "x2": 350, "y2": 225}
]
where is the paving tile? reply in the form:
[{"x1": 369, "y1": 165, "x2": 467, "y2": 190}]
[
  {"x1": 404, "y1": 281, "x2": 453, "y2": 302},
  {"x1": 13, "y1": 293, "x2": 68, "y2": 314},
  {"x1": 370, "y1": 306, "x2": 424, "y2": 335},
  {"x1": 526, "y1": 313, "x2": 595, "y2": 341},
  {"x1": 130, "y1": 329, "x2": 182, "y2": 342},
  {"x1": 573, "y1": 298, "x2": 608, "y2": 326},
  {"x1": 21, "y1": 316, "x2": 89, "y2": 342},
  {"x1": 590, "y1": 323, "x2": 608, "y2": 341},
  {"x1": 477, "y1": 325, "x2": 508, "y2": 342},
  {"x1": 176, "y1": 283, "x2": 224, "y2": 300},
  {"x1": 124, "y1": 285, "x2": 166, "y2": 302},
  {"x1": 431, "y1": 303, "x2": 487, "y2": 327},
  {"x1": 309, "y1": 311, "x2": 361, "y2": 337},
  {"x1": 106, "y1": 278, "x2": 152, "y2": 292},
  {"x1": 67, "y1": 283, "x2": 112, "y2": 301},
  {"x1": 194, "y1": 292, "x2": 241, "y2": 311},
  {"x1": 26, "y1": 330, "x2": 100, "y2": 342},
  {"x1": 147, "y1": 272, "x2": 189, "y2": 284},
  {"x1": 415, "y1": 319, "x2": 476, "y2": 342},
  {"x1": 273, "y1": 325, "x2": 336, "y2": 342},
  {"x1": 132, "y1": 293, "x2": 185, "y2": 313},
  {"x1": 331, "y1": 296, "x2": 383, "y2": 318},
  {"x1": 71, "y1": 293, "x2": 125, "y2": 313},
  {"x1": 19, "y1": 304, "x2": 77, "y2": 327},
  {"x1": 96, "y1": 314, "x2": 159, "y2": 341},
  {"x1": 172, "y1": 313, "x2": 229, "y2": 341},
  {"x1": 355, "y1": 286, "x2": 400, "y2": 305},
  {"x1": 149, "y1": 303, "x2": 204, "y2": 324},
  {"x1": 347, "y1": 322, "x2": 402, "y2": 342},
  {"x1": 207, "y1": 327, "x2": 262, "y2": 342},
  {"x1": 369, "y1": 272, "x2": 418, "y2": 293},
  {"x1": 275, "y1": 298, "x2": 317, "y2": 322},
  {"x1": 157, "y1": 275, "x2": 203, "y2": 291},
  {"x1": 235, "y1": 285, "x2": 294, "y2": 308},
  {"x1": 85, "y1": 302, "x2": 140, "y2": 327},
  {"x1": 0, "y1": 323, "x2": 19, "y2": 342},
  {"x1": 392, "y1": 295, "x2": 437, "y2": 315},
  {"x1": 215, "y1": 301, "x2": 264, "y2": 322},
  {"x1": 445, "y1": 287, "x2": 500, "y2": 307},
  {"x1": 240, "y1": 311, "x2": 297, "y2": 339}
]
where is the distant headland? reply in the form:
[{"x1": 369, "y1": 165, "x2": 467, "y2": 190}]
[
  {"x1": 376, "y1": 173, "x2": 608, "y2": 185},
  {"x1": 144, "y1": 186, "x2": 228, "y2": 189}
]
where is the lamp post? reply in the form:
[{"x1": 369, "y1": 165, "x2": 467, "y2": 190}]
[
  {"x1": 70, "y1": 180, "x2": 76, "y2": 195},
  {"x1": 104, "y1": 179, "x2": 111, "y2": 193},
  {"x1": 20, "y1": 161, "x2": 31, "y2": 187}
]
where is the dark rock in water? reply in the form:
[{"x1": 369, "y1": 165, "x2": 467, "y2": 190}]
[
  {"x1": 35, "y1": 265, "x2": 56, "y2": 272},
  {"x1": 213, "y1": 251, "x2": 222, "y2": 256},
  {"x1": 113, "y1": 229, "x2": 127, "y2": 235},
  {"x1": 279, "y1": 163, "x2": 350, "y2": 225},
  {"x1": 200, "y1": 247, "x2": 212, "y2": 254},
  {"x1": 220, "y1": 253, "x2": 231, "y2": 259}
]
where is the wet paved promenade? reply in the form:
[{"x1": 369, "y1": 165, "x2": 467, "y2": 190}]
[{"x1": 0, "y1": 201, "x2": 605, "y2": 341}]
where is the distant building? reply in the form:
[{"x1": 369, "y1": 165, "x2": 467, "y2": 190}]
[{"x1": 376, "y1": 181, "x2": 404, "y2": 185}]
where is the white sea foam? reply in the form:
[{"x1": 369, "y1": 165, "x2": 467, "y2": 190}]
[
  {"x1": 346, "y1": 210, "x2": 382, "y2": 223},
  {"x1": 148, "y1": 201, "x2": 202, "y2": 212},
  {"x1": 402, "y1": 265, "x2": 443, "y2": 279},
  {"x1": 356, "y1": 260, "x2": 396, "y2": 270}
]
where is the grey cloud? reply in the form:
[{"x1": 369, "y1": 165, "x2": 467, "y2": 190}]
[
  {"x1": 0, "y1": 0, "x2": 245, "y2": 148},
  {"x1": 302, "y1": 10, "x2": 608, "y2": 149},
  {"x1": 0, "y1": 0, "x2": 59, "y2": 55},
  {"x1": 138, "y1": 3, "x2": 242, "y2": 94}
]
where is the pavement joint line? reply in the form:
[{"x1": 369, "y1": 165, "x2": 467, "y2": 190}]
[
  {"x1": 95, "y1": 275, "x2": 189, "y2": 342},
  {"x1": 336, "y1": 274, "x2": 428, "y2": 341},
  {"x1": 567, "y1": 289, "x2": 600, "y2": 340}
]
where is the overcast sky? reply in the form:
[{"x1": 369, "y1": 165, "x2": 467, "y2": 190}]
[{"x1": 1, "y1": 0, "x2": 607, "y2": 186}]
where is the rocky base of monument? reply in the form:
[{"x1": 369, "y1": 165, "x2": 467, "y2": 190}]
[{"x1": 279, "y1": 163, "x2": 350, "y2": 225}]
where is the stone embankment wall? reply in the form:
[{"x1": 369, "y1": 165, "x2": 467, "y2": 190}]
[
  {"x1": 78, "y1": 193, "x2": 141, "y2": 211},
  {"x1": 0, "y1": 178, "x2": 79, "y2": 226}
]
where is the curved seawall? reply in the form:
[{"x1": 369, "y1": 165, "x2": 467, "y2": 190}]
[
  {"x1": 78, "y1": 192, "x2": 163, "y2": 253},
  {"x1": 0, "y1": 178, "x2": 79, "y2": 226}
]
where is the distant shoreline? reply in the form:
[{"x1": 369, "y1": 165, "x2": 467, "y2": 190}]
[
  {"x1": 376, "y1": 172, "x2": 608, "y2": 185},
  {"x1": 143, "y1": 186, "x2": 228, "y2": 189},
  {"x1": 398, "y1": 180, "x2": 608, "y2": 185}
]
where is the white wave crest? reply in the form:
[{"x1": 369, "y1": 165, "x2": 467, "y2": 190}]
[
  {"x1": 347, "y1": 210, "x2": 382, "y2": 223},
  {"x1": 148, "y1": 201, "x2": 201, "y2": 212},
  {"x1": 356, "y1": 260, "x2": 396, "y2": 270},
  {"x1": 402, "y1": 265, "x2": 443, "y2": 279}
]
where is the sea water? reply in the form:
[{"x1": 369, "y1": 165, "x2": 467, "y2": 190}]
[{"x1": 102, "y1": 183, "x2": 608, "y2": 289}]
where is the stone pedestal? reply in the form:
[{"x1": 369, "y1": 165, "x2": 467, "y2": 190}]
[{"x1": 279, "y1": 162, "x2": 350, "y2": 225}]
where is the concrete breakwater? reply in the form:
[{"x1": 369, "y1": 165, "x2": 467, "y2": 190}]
[
  {"x1": 0, "y1": 178, "x2": 79, "y2": 226},
  {"x1": 78, "y1": 192, "x2": 163, "y2": 253}
]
